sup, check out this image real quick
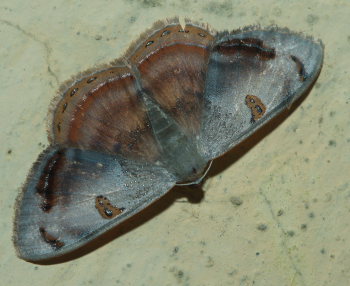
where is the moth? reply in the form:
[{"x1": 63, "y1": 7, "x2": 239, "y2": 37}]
[{"x1": 13, "y1": 18, "x2": 324, "y2": 262}]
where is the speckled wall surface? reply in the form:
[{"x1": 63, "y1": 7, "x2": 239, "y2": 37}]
[{"x1": 1, "y1": 1, "x2": 349, "y2": 285}]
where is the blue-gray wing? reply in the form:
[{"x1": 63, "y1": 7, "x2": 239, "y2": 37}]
[
  {"x1": 198, "y1": 28, "x2": 324, "y2": 160},
  {"x1": 14, "y1": 147, "x2": 176, "y2": 261}
]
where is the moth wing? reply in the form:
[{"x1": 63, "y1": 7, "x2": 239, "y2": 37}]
[
  {"x1": 52, "y1": 64, "x2": 162, "y2": 163},
  {"x1": 14, "y1": 147, "x2": 176, "y2": 261},
  {"x1": 125, "y1": 18, "x2": 215, "y2": 137},
  {"x1": 198, "y1": 28, "x2": 324, "y2": 159}
]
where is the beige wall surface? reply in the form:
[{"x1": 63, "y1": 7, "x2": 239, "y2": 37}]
[{"x1": 1, "y1": 1, "x2": 349, "y2": 285}]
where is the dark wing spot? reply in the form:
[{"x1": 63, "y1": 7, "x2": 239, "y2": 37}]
[
  {"x1": 70, "y1": 87, "x2": 78, "y2": 96},
  {"x1": 145, "y1": 40, "x2": 154, "y2": 47},
  {"x1": 161, "y1": 30, "x2": 170, "y2": 37},
  {"x1": 255, "y1": 105, "x2": 263, "y2": 114},
  {"x1": 62, "y1": 103, "x2": 68, "y2": 113},
  {"x1": 87, "y1": 77, "x2": 97, "y2": 83},
  {"x1": 290, "y1": 55, "x2": 307, "y2": 81},
  {"x1": 36, "y1": 150, "x2": 64, "y2": 212}
]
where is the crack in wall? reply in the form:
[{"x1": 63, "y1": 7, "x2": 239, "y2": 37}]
[
  {"x1": 259, "y1": 189, "x2": 306, "y2": 286},
  {"x1": 0, "y1": 19, "x2": 59, "y2": 86}
]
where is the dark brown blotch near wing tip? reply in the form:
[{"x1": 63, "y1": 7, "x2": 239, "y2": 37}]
[
  {"x1": 39, "y1": 227, "x2": 65, "y2": 250},
  {"x1": 36, "y1": 150, "x2": 64, "y2": 212},
  {"x1": 245, "y1": 95, "x2": 266, "y2": 122},
  {"x1": 214, "y1": 38, "x2": 275, "y2": 60},
  {"x1": 95, "y1": 195, "x2": 124, "y2": 219},
  {"x1": 290, "y1": 55, "x2": 307, "y2": 81}
]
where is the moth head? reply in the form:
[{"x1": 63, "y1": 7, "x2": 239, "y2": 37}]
[{"x1": 176, "y1": 160, "x2": 212, "y2": 186}]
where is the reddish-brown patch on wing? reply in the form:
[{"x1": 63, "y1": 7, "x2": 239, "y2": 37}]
[
  {"x1": 127, "y1": 22, "x2": 215, "y2": 136},
  {"x1": 52, "y1": 66, "x2": 160, "y2": 162},
  {"x1": 245, "y1": 95, "x2": 267, "y2": 122},
  {"x1": 95, "y1": 195, "x2": 124, "y2": 219},
  {"x1": 39, "y1": 227, "x2": 65, "y2": 250}
]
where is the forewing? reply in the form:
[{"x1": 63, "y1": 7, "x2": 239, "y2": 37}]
[
  {"x1": 14, "y1": 147, "x2": 176, "y2": 261},
  {"x1": 199, "y1": 28, "x2": 324, "y2": 159}
]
